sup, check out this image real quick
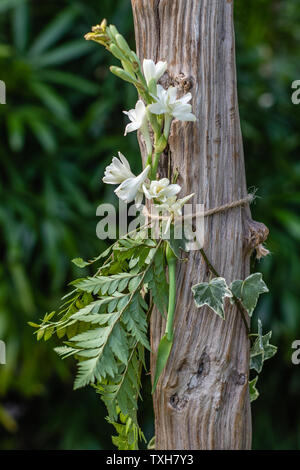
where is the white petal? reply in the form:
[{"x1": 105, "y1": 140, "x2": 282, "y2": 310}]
[
  {"x1": 142, "y1": 184, "x2": 153, "y2": 200},
  {"x1": 123, "y1": 109, "x2": 136, "y2": 122},
  {"x1": 173, "y1": 103, "x2": 192, "y2": 113},
  {"x1": 156, "y1": 84, "x2": 166, "y2": 100},
  {"x1": 158, "y1": 178, "x2": 170, "y2": 187},
  {"x1": 135, "y1": 100, "x2": 146, "y2": 123},
  {"x1": 124, "y1": 122, "x2": 140, "y2": 135},
  {"x1": 178, "y1": 193, "x2": 195, "y2": 206},
  {"x1": 103, "y1": 153, "x2": 134, "y2": 185},
  {"x1": 115, "y1": 178, "x2": 137, "y2": 203},
  {"x1": 118, "y1": 152, "x2": 131, "y2": 170},
  {"x1": 164, "y1": 216, "x2": 173, "y2": 235},
  {"x1": 111, "y1": 156, "x2": 125, "y2": 171},
  {"x1": 135, "y1": 165, "x2": 151, "y2": 185},
  {"x1": 167, "y1": 87, "x2": 178, "y2": 104},
  {"x1": 143, "y1": 59, "x2": 156, "y2": 85},
  {"x1": 135, "y1": 191, "x2": 144, "y2": 207},
  {"x1": 173, "y1": 112, "x2": 197, "y2": 122},
  {"x1": 148, "y1": 102, "x2": 167, "y2": 115},
  {"x1": 161, "y1": 184, "x2": 181, "y2": 198},
  {"x1": 178, "y1": 92, "x2": 192, "y2": 105},
  {"x1": 103, "y1": 175, "x2": 118, "y2": 184},
  {"x1": 155, "y1": 61, "x2": 167, "y2": 80},
  {"x1": 111, "y1": 157, "x2": 133, "y2": 178},
  {"x1": 115, "y1": 166, "x2": 150, "y2": 203}
]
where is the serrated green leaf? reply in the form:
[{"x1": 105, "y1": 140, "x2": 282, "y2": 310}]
[
  {"x1": 146, "y1": 247, "x2": 168, "y2": 316},
  {"x1": 72, "y1": 273, "x2": 141, "y2": 296},
  {"x1": 192, "y1": 277, "x2": 232, "y2": 319},
  {"x1": 108, "y1": 323, "x2": 129, "y2": 365}
]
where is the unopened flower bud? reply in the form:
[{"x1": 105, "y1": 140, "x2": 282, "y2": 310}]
[
  {"x1": 109, "y1": 44, "x2": 127, "y2": 61},
  {"x1": 100, "y1": 19, "x2": 107, "y2": 31},
  {"x1": 108, "y1": 25, "x2": 119, "y2": 39},
  {"x1": 110, "y1": 66, "x2": 137, "y2": 84},
  {"x1": 116, "y1": 34, "x2": 132, "y2": 57}
]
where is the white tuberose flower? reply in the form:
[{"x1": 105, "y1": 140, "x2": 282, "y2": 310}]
[
  {"x1": 103, "y1": 152, "x2": 150, "y2": 205},
  {"x1": 103, "y1": 152, "x2": 134, "y2": 184},
  {"x1": 149, "y1": 85, "x2": 196, "y2": 122},
  {"x1": 123, "y1": 100, "x2": 147, "y2": 136},
  {"x1": 143, "y1": 178, "x2": 181, "y2": 202},
  {"x1": 143, "y1": 59, "x2": 167, "y2": 85},
  {"x1": 123, "y1": 100, "x2": 152, "y2": 156},
  {"x1": 115, "y1": 165, "x2": 151, "y2": 205},
  {"x1": 156, "y1": 193, "x2": 195, "y2": 234},
  {"x1": 159, "y1": 194, "x2": 195, "y2": 216}
]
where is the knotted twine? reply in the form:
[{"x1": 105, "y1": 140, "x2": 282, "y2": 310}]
[{"x1": 142, "y1": 193, "x2": 269, "y2": 259}]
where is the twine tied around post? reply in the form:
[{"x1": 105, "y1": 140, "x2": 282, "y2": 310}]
[{"x1": 142, "y1": 193, "x2": 269, "y2": 260}]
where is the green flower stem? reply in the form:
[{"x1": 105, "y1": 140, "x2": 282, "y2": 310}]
[
  {"x1": 147, "y1": 109, "x2": 161, "y2": 135},
  {"x1": 151, "y1": 152, "x2": 161, "y2": 180},
  {"x1": 151, "y1": 243, "x2": 177, "y2": 393},
  {"x1": 163, "y1": 114, "x2": 172, "y2": 140},
  {"x1": 146, "y1": 153, "x2": 153, "y2": 168},
  {"x1": 136, "y1": 70, "x2": 147, "y2": 90},
  {"x1": 165, "y1": 244, "x2": 177, "y2": 341}
]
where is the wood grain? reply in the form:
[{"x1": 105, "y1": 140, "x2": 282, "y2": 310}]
[{"x1": 131, "y1": 0, "x2": 267, "y2": 450}]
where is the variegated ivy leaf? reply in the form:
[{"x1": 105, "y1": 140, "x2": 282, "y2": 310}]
[
  {"x1": 249, "y1": 376, "x2": 259, "y2": 403},
  {"x1": 250, "y1": 319, "x2": 277, "y2": 373},
  {"x1": 230, "y1": 273, "x2": 269, "y2": 317},
  {"x1": 192, "y1": 277, "x2": 232, "y2": 320}
]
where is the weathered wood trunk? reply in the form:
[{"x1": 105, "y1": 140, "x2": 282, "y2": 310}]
[{"x1": 131, "y1": 0, "x2": 267, "y2": 450}]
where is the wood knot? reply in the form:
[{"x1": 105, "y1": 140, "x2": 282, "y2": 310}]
[
  {"x1": 169, "y1": 393, "x2": 189, "y2": 411},
  {"x1": 244, "y1": 216, "x2": 269, "y2": 255},
  {"x1": 159, "y1": 71, "x2": 193, "y2": 93},
  {"x1": 187, "y1": 351, "x2": 210, "y2": 390},
  {"x1": 230, "y1": 370, "x2": 246, "y2": 386}
]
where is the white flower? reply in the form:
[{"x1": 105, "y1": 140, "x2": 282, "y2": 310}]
[
  {"x1": 115, "y1": 165, "x2": 151, "y2": 205},
  {"x1": 156, "y1": 193, "x2": 195, "y2": 233},
  {"x1": 149, "y1": 85, "x2": 196, "y2": 122},
  {"x1": 159, "y1": 193, "x2": 195, "y2": 216},
  {"x1": 123, "y1": 100, "x2": 152, "y2": 156},
  {"x1": 103, "y1": 152, "x2": 134, "y2": 185},
  {"x1": 103, "y1": 153, "x2": 150, "y2": 205},
  {"x1": 123, "y1": 100, "x2": 147, "y2": 136},
  {"x1": 143, "y1": 178, "x2": 181, "y2": 202},
  {"x1": 143, "y1": 59, "x2": 167, "y2": 85}
]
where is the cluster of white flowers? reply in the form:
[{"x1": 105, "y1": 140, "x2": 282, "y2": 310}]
[
  {"x1": 102, "y1": 152, "x2": 183, "y2": 208},
  {"x1": 102, "y1": 59, "x2": 196, "y2": 215}
]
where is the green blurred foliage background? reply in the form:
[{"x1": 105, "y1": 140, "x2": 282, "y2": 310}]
[{"x1": 0, "y1": 0, "x2": 299, "y2": 450}]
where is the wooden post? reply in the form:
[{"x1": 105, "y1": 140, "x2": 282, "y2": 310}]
[{"x1": 131, "y1": 0, "x2": 268, "y2": 450}]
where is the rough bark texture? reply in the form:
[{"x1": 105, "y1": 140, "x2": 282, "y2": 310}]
[{"x1": 131, "y1": 0, "x2": 268, "y2": 450}]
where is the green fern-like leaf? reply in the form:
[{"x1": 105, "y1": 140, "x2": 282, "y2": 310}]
[{"x1": 32, "y1": 235, "x2": 167, "y2": 450}]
